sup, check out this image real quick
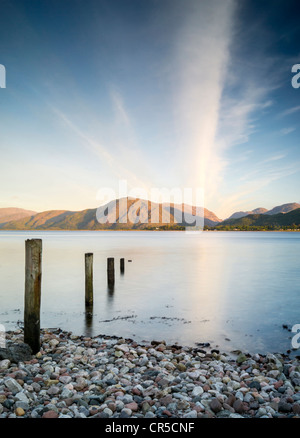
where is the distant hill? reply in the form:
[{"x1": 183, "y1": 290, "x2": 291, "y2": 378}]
[
  {"x1": 0, "y1": 198, "x2": 222, "y2": 230},
  {"x1": 228, "y1": 208, "x2": 268, "y2": 220},
  {"x1": 217, "y1": 208, "x2": 300, "y2": 230},
  {"x1": 227, "y1": 203, "x2": 300, "y2": 220},
  {"x1": 263, "y1": 203, "x2": 300, "y2": 215},
  {"x1": 0, "y1": 208, "x2": 37, "y2": 225}
]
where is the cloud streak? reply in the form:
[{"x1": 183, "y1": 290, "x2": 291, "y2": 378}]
[{"x1": 170, "y1": 0, "x2": 236, "y2": 202}]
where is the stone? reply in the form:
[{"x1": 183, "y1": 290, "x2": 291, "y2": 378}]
[
  {"x1": 103, "y1": 408, "x2": 113, "y2": 417},
  {"x1": 15, "y1": 401, "x2": 29, "y2": 411},
  {"x1": 15, "y1": 391, "x2": 29, "y2": 403},
  {"x1": 125, "y1": 402, "x2": 138, "y2": 412},
  {"x1": 0, "y1": 359, "x2": 11, "y2": 369},
  {"x1": 59, "y1": 375, "x2": 72, "y2": 384},
  {"x1": 42, "y1": 410, "x2": 59, "y2": 418},
  {"x1": 177, "y1": 363, "x2": 186, "y2": 372},
  {"x1": 278, "y1": 400, "x2": 292, "y2": 413},
  {"x1": 145, "y1": 411, "x2": 156, "y2": 418},
  {"x1": 49, "y1": 339, "x2": 60, "y2": 348},
  {"x1": 248, "y1": 380, "x2": 261, "y2": 391},
  {"x1": 120, "y1": 408, "x2": 132, "y2": 417},
  {"x1": 115, "y1": 344, "x2": 129, "y2": 354},
  {"x1": 233, "y1": 399, "x2": 245, "y2": 414},
  {"x1": 192, "y1": 386, "x2": 204, "y2": 397},
  {"x1": 292, "y1": 403, "x2": 300, "y2": 415},
  {"x1": 210, "y1": 398, "x2": 222, "y2": 413},
  {"x1": 0, "y1": 343, "x2": 32, "y2": 363},
  {"x1": 183, "y1": 410, "x2": 198, "y2": 418},
  {"x1": 236, "y1": 354, "x2": 248, "y2": 364},
  {"x1": 4, "y1": 377, "x2": 23, "y2": 394},
  {"x1": 15, "y1": 407, "x2": 25, "y2": 416},
  {"x1": 47, "y1": 385, "x2": 60, "y2": 395}
]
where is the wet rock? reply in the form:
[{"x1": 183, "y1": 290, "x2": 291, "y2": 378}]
[{"x1": 0, "y1": 343, "x2": 32, "y2": 363}]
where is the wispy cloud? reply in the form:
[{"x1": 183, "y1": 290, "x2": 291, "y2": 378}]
[
  {"x1": 279, "y1": 105, "x2": 300, "y2": 118},
  {"x1": 280, "y1": 127, "x2": 296, "y2": 135},
  {"x1": 261, "y1": 153, "x2": 287, "y2": 163}
]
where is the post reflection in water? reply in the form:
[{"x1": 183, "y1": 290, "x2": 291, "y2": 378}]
[
  {"x1": 84, "y1": 304, "x2": 93, "y2": 336},
  {"x1": 107, "y1": 284, "x2": 115, "y2": 303}
]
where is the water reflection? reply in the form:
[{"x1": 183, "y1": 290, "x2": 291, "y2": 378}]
[
  {"x1": 84, "y1": 304, "x2": 93, "y2": 336},
  {"x1": 107, "y1": 284, "x2": 115, "y2": 301},
  {"x1": 0, "y1": 231, "x2": 299, "y2": 355}
]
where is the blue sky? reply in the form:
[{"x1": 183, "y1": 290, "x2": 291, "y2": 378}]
[{"x1": 0, "y1": 0, "x2": 299, "y2": 219}]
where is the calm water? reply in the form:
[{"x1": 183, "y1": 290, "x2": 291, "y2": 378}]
[{"x1": 0, "y1": 231, "x2": 299, "y2": 355}]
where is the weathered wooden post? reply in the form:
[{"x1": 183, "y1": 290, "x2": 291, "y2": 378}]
[
  {"x1": 24, "y1": 239, "x2": 42, "y2": 354},
  {"x1": 120, "y1": 258, "x2": 125, "y2": 274},
  {"x1": 107, "y1": 257, "x2": 115, "y2": 286},
  {"x1": 85, "y1": 253, "x2": 93, "y2": 308}
]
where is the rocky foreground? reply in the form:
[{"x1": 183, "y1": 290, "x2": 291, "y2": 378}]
[{"x1": 0, "y1": 328, "x2": 299, "y2": 418}]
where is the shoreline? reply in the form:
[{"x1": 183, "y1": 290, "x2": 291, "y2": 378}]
[{"x1": 0, "y1": 328, "x2": 299, "y2": 419}]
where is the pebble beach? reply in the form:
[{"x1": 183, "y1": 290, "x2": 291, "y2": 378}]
[{"x1": 0, "y1": 328, "x2": 299, "y2": 419}]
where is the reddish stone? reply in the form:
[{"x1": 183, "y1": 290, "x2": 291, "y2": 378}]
[
  {"x1": 162, "y1": 410, "x2": 172, "y2": 417},
  {"x1": 132, "y1": 388, "x2": 141, "y2": 396},
  {"x1": 125, "y1": 402, "x2": 138, "y2": 412},
  {"x1": 210, "y1": 398, "x2": 222, "y2": 413},
  {"x1": 274, "y1": 380, "x2": 283, "y2": 389},
  {"x1": 233, "y1": 399, "x2": 245, "y2": 414},
  {"x1": 33, "y1": 377, "x2": 43, "y2": 383},
  {"x1": 42, "y1": 410, "x2": 59, "y2": 418},
  {"x1": 226, "y1": 394, "x2": 236, "y2": 407},
  {"x1": 62, "y1": 398, "x2": 73, "y2": 407}
]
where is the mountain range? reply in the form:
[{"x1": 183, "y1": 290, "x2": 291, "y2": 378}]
[
  {"x1": 218, "y1": 207, "x2": 300, "y2": 230},
  {"x1": 227, "y1": 203, "x2": 300, "y2": 220},
  {"x1": 0, "y1": 201, "x2": 299, "y2": 230}
]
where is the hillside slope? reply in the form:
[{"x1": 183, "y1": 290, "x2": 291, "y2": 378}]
[
  {"x1": 217, "y1": 208, "x2": 300, "y2": 229},
  {"x1": 0, "y1": 208, "x2": 37, "y2": 224},
  {"x1": 0, "y1": 198, "x2": 221, "y2": 230}
]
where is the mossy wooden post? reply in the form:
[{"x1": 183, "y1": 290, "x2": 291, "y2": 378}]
[
  {"x1": 107, "y1": 257, "x2": 115, "y2": 286},
  {"x1": 85, "y1": 253, "x2": 93, "y2": 308},
  {"x1": 24, "y1": 239, "x2": 42, "y2": 354},
  {"x1": 120, "y1": 258, "x2": 125, "y2": 274}
]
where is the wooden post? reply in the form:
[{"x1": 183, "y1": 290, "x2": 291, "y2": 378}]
[
  {"x1": 120, "y1": 258, "x2": 125, "y2": 274},
  {"x1": 85, "y1": 253, "x2": 93, "y2": 308},
  {"x1": 107, "y1": 257, "x2": 115, "y2": 286},
  {"x1": 24, "y1": 239, "x2": 42, "y2": 354}
]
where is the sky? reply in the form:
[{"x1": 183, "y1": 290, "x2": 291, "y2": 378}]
[{"x1": 0, "y1": 0, "x2": 299, "y2": 219}]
